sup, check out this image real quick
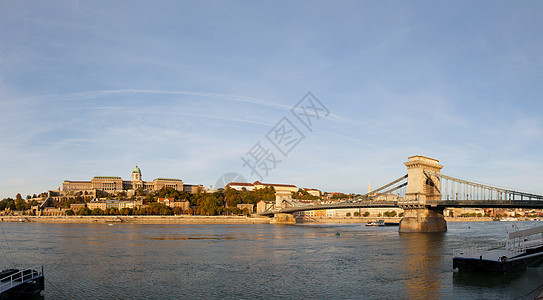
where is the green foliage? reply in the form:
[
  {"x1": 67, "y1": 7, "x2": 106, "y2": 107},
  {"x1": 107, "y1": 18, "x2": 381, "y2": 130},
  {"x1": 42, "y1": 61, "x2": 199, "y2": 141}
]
[
  {"x1": 0, "y1": 197, "x2": 33, "y2": 211},
  {"x1": 353, "y1": 211, "x2": 360, "y2": 217},
  {"x1": 144, "y1": 192, "x2": 156, "y2": 204},
  {"x1": 65, "y1": 209, "x2": 75, "y2": 216},
  {"x1": 363, "y1": 211, "x2": 370, "y2": 217},
  {"x1": 331, "y1": 193, "x2": 348, "y2": 200},
  {"x1": 91, "y1": 208, "x2": 103, "y2": 215},
  {"x1": 0, "y1": 198, "x2": 15, "y2": 210},
  {"x1": 224, "y1": 187, "x2": 242, "y2": 208},
  {"x1": 77, "y1": 207, "x2": 91, "y2": 215},
  {"x1": 96, "y1": 190, "x2": 109, "y2": 199},
  {"x1": 135, "y1": 187, "x2": 145, "y2": 196},
  {"x1": 253, "y1": 186, "x2": 275, "y2": 203},
  {"x1": 399, "y1": 212, "x2": 404, "y2": 217},
  {"x1": 384, "y1": 211, "x2": 397, "y2": 217},
  {"x1": 346, "y1": 212, "x2": 351, "y2": 217},
  {"x1": 120, "y1": 208, "x2": 133, "y2": 215},
  {"x1": 105, "y1": 208, "x2": 119, "y2": 215},
  {"x1": 197, "y1": 192, "x2": 224, "y2": 215},
  {"x1": 148, "y1": 203, "x2": 173, "y2": 215},
  {"x1": 291, "y1": 189, "x2": 320, "y2": 200}
]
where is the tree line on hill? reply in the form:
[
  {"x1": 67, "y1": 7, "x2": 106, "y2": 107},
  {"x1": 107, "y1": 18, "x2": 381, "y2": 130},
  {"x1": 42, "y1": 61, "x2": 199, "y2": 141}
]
[{"x1": 1, "y1": 186, "x2": 276, "y2": 216}]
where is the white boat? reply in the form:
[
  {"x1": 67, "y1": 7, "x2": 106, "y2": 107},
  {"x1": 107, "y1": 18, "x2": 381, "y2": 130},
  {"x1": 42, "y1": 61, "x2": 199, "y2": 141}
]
[
  {"x1": 453, "y1": 225, "x2": 543, "y2": 274},
  {"x1": 366, "y1": 220, "x2": 385, "y2": 226}
]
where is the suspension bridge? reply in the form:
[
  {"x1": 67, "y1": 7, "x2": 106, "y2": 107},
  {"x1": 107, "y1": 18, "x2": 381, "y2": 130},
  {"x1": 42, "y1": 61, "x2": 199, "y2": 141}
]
[{"x1": 260, "y1": 155, "x2": 543, "y2": 232}]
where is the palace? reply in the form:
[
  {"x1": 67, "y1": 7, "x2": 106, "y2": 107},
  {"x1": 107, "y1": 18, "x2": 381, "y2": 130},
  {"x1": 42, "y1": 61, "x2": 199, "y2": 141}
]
[{"x1": 62, "y1": 166, "x2": 184, "y2": 193}]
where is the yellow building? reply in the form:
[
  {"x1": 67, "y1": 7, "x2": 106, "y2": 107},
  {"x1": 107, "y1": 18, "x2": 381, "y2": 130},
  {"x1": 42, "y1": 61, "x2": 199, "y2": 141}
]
[{"x1": 253, "y1": 181, "x2": 298, "y2": 193}]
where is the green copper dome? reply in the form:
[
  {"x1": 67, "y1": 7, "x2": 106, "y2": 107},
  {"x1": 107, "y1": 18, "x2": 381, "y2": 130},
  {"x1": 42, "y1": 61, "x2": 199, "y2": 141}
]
[{"x1": 132, "y1": 166, "x2": 141, "y2": 174}]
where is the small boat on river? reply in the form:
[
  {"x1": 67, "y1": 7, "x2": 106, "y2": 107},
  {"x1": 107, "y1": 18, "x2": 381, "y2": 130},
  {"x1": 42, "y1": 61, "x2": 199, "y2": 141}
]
[
  {"x1": 365, "y1": 220, "x2": 399, "y2": 227},
  {"x1": 453, "y1": 225, "x2": 543, "y2": 274}
]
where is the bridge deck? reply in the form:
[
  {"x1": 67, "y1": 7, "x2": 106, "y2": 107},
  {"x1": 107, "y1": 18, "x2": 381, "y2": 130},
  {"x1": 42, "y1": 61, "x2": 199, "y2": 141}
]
[{"x1": 262, "y1": 199, "x2": 543, "y2": 215}]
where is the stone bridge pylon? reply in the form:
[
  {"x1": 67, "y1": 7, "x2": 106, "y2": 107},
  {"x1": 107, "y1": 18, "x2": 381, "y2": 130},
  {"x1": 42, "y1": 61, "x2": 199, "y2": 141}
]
[
  {"x1": 399, "y1": 155, "x2": 447, "y2": 232},
  {"x1": 270, "y1": 191, "x2": 297, "y2": 224}
]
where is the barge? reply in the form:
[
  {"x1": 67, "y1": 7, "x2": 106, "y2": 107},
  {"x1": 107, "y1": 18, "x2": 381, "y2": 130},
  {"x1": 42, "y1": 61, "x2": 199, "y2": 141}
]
[
  {"x1": 365, "y1": 220, "x2": 399, "y2": 227},
  {"x1": 0, "y1": 266, "x2": 44, "y2": 299},
  {"x1": 453, "y1": 225, "x2": 543, "y2": 274}
]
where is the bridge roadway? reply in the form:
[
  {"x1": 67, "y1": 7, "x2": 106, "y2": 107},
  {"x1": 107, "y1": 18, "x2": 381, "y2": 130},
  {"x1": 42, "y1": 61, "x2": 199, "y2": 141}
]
[
  {"x1": 260, "y1": 199, "x2": 543, "y2": 216},
  {"x1": 260, "y1": 201, "x2": 399, "y2": 216}
]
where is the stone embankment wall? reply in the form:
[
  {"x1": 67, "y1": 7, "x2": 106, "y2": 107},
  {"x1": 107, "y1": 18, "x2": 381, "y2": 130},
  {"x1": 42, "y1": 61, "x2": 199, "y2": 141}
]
[
  {"x1": 1, "y1": 215, "x2": 497, "y2": 225},
  {"x1": 0, "y1": 215, "x2": 271, "y2": 224}
]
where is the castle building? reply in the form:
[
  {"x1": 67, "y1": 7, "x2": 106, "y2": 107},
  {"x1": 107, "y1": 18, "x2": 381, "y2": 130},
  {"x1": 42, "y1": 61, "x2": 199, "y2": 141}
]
[{"x1": 62, "y1": 166, "x2": 183, "y2": 193}]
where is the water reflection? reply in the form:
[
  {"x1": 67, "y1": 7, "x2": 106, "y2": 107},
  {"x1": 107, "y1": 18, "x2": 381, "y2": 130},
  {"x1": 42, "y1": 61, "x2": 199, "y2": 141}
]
[
  {"x1": 4, "y1": 222, "x2": 543, "y2": 299},
  {"x1": 400, "y1": 232, "x2": 445, "y2": 299}
]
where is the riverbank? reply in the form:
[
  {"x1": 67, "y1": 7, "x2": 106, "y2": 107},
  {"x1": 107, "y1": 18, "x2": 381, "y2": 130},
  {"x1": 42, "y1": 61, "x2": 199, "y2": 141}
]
[
  {"x1": 0, "y1": 215, "x2": 500, "y2": 224},
  {"x1": 298, "y1": 216, "x2": 495, "y2": 223},
  {"x1": 0, "y1": 215, "x2": 271, "y2": 224}
]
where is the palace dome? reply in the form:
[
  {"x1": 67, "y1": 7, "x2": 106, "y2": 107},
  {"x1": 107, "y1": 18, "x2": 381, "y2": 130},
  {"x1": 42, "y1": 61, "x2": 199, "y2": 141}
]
[{"x1": 132, "y1": 166, "x2": 141, "y2": 174}]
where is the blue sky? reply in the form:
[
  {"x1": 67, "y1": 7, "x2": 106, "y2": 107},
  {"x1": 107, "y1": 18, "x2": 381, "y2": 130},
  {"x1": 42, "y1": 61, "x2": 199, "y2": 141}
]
[{"x1": 1, "y1": 1, "x2": 542, "y2": 199}]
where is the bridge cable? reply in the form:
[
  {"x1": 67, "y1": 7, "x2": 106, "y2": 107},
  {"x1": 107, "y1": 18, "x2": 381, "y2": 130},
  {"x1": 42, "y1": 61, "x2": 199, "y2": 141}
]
[
  {"x1": 359, "y1": 174, "x2": 407, "y2": 199},
  {"x1": 0, "y1": 221, "x2": 17, "y2": 269}
]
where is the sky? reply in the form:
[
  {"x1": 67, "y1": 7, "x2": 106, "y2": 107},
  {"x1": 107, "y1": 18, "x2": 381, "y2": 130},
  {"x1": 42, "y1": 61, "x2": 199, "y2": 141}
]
[{"x1": 1, "y1": 1, "x2": 542, "y2": 199}]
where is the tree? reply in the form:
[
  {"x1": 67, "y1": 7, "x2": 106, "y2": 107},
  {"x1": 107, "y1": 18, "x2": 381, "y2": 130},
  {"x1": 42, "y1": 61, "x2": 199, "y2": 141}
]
[
  {"x1": 291, "y1": 189, "x2": 320, "y2": 201},
  {"x1": 14, "y1": 198, "x2": 25, "y2": 211},
  {"x1": 0, "y1": 198, "x2": 15, "y2": 211},
  {"x1": 120, "y1": 208, "x2": 133, "y2": 215},
  {"x1": 173, "y1": 207, "x2": 183, "y2": 215},
  {"x1": 144, "y1": 192, "x2": 156, "y2": 204},
  {"x1": 346, "y1": 212, "x2": 351, "y2": 217},
  {"x1": 106, "y1": 208, "x2": 119, "y2": 215},
  {"x1": 148, "y1": 203, "x2": 173, "y2": 215},
  {"x1": 224, "y1": 187, "x2": 242, "y2": 208},
  {"x1": 363, "y1": 211, "x2": 370, "y2": 217},
  {"x1": 254, "y1": 186, "x2": 275, "y2": 203},
  {"x1": 91, "y1": 208, "x2": 103, "y2": 215},
  {"x1": 136, "y1": 187, "x2": 145, "y2": 196},
  {"x1": 66, "y1": 209, "x2": 75, "y2": 216},
  {"x1": 77, "y1": 207, "x2": 91, "y2": 215},
  {"x1": 197, "y1": 192, "x2": 224, "y2": 215},
  {"x1": 354, "y1": 211, "x2": 360, "y2": 217},
  {"x1": 384, "y1": 211, "x2": 397, "y2": 217}
]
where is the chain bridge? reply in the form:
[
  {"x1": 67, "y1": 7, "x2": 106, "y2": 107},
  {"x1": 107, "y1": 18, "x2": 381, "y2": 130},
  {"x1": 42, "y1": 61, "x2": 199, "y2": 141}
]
[{"x1": 260, "y1": 155, "x2": 543, "y2": 232}]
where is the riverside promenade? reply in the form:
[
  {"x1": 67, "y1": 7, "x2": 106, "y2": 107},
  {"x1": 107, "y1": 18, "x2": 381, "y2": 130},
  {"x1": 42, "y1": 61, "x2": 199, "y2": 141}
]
[
  {"x1": 0, "y1": 215, "x2": 271, "y2": 224},
  {"x1": 0, "y1": 215, "x2": 494, "y2": 224}
]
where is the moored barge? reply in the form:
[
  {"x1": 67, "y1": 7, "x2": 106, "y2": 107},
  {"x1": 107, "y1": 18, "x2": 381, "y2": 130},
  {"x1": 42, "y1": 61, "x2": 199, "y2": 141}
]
[{"x1": 453, "y1": 225, "x2": 543, "y2": 274}]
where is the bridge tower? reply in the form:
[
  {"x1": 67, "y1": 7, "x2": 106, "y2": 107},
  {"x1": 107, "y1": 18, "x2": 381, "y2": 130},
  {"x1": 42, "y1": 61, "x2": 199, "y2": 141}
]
[
  {"x1": 399, "y1": 155, "x2": 447, "y2": 232},
  {"x1": 270, "y1": 191, "x2": 296, "y2": 224}
]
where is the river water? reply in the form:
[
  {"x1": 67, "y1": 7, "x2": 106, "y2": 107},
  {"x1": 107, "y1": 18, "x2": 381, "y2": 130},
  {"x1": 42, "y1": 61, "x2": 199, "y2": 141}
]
[{"x1": 2, "y1": 221, "x2": 543, "y2": 299}]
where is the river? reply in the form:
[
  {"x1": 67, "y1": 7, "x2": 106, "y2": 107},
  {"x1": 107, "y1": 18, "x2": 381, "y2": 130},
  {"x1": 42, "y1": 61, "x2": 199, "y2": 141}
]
[{"x1": 1, "y1": 221, "x2": 542, "y2": 299}]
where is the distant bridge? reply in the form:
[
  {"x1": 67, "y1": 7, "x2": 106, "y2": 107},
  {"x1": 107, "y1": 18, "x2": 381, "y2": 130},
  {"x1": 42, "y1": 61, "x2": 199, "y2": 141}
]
[{"x1": 261, "y1": 156, "x2": 543, "y2": 232}]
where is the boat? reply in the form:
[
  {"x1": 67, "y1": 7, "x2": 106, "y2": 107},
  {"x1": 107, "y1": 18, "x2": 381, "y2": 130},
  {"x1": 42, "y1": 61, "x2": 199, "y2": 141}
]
[
  {"x1": 366, "y1": 220, "x2": 385, "y2": 226},
  {"x1": 365, "y1": 220, "x2": 399, "y2": 227},
  {"x1": 499, "y1": 217, "x2": 519, "y2": 222},
  {"x1": 0, "y1": 266, "x2": 44, "y2": 298},
  {"x1": 453, "y1": 225, "x2": 543, "y2": 274}
]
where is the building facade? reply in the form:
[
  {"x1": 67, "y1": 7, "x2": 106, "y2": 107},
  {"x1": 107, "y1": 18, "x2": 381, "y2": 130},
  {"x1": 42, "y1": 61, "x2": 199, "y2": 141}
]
[{"x1": 62, "y1": 166, "x2": 183, "y2": 194}]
